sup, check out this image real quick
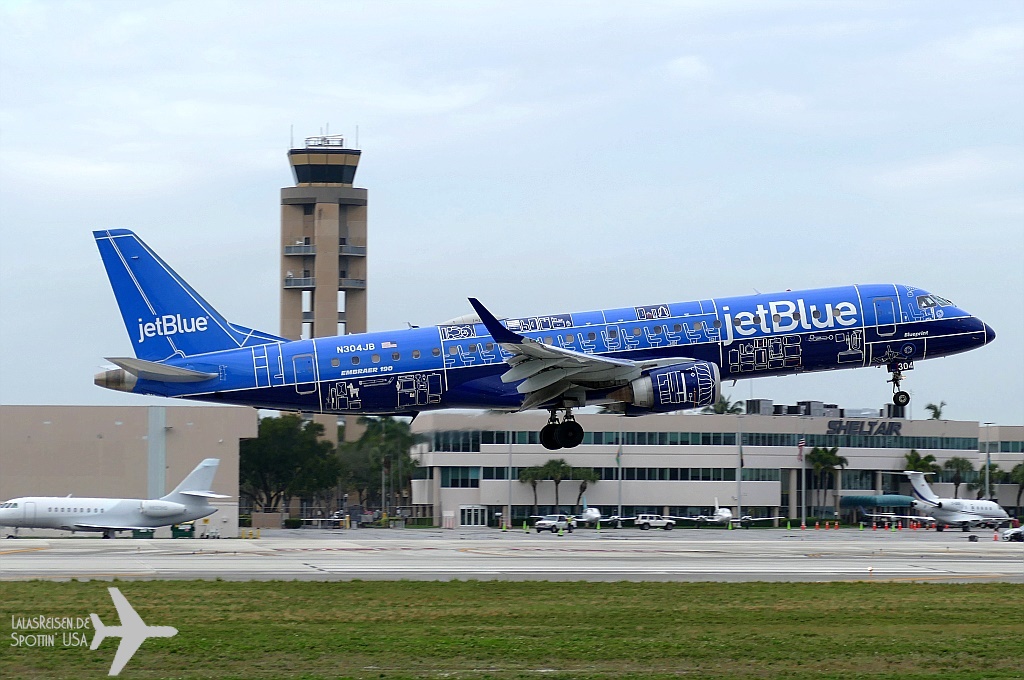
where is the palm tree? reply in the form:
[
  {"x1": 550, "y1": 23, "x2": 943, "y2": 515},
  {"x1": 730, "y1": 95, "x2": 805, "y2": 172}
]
[
  {"x1": 518, "y1": 466, "x2": 544, "y2": 516},
  {"x1": 806, "y1": 447, "x2": 830, "y2": 513},
  {"x1": 701, "y1": 394, "x2": 744, "y2": 414},
  {"x1": 1010, "y1": 463, "x2": 1024, "y2": 513},
  {"x1": 541, "y1": 459, "x2": 573, "y2": 512},
  {"x1": 969, "y1": 463, "x2": 1003, "y2": 500},
  {"x1": 572, "y1": 467, "x2": 600, "y2": 514},
  {"x1": 924, "y1": 401, "x2": 947, "y2": 420},
  {"x1": 943, "y1": 457, "x2": 975, "y2": 499},
  {"x1": 903, "y1": 449, "x2": 941, "y2": 475},
  {"x1": 821, "y1": 448, "x2": 849, "y2": 516}
]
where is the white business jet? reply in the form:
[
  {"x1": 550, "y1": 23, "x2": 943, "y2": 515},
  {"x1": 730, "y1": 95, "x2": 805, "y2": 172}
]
[{"x1": 0, "y1": 458, "x2": 227, "y2": 538}]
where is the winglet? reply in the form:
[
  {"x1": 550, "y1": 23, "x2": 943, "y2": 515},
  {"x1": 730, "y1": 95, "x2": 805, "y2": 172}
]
[{"x1": 467, "y1": 298, "x2": 523, "y2": 345}]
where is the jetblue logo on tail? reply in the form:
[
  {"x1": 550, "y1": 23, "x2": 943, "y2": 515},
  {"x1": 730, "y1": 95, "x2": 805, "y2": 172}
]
[{"x1": 137, "y1": 315, "x2": 209, "y2": 344}]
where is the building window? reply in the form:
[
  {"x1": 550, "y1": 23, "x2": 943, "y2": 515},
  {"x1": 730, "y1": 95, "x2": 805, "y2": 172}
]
[{"x1": 441, "y1": 466, "x2": 480, "y2": 488}]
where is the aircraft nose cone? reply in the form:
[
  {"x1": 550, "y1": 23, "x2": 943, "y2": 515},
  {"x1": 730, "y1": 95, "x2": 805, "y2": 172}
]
[{"x1": 984, "y1": 322, "x2": 996, "y2": 344}]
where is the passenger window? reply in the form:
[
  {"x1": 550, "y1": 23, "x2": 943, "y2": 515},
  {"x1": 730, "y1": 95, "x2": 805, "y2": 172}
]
[
  {"x1": 633, "y1": 328, "x2": 641, "y2": 336},
  {"x1": 351, "y1": 356, "x2": 360, "y2": 365},
  {"x1": 412, "y1": 349, "x2": 421, "y2": 359},
  {"x1": 371, "y1": 354, "x2": 380, "y2": 363},
  {"x1": 653, "y1": 326, "x2": 661, "y2": 334},
  {"x1": 485, "y1": 343, "x2": 494, "y2": 351},
  {"x1": 392, "y1": 352, "x2": 400, "y2": 361},
  {"x1": 713, "y1": 320, "x2": 722, "y2": 328},
  {"x1": 673, "y1": 324, "x2": 682, "y2": 332},
  {"x1": 588, "y1": 332, "x2": 596, "y2": 341},
  {"x1": 331, "y1": 358, "x2": 340, "y2": 367},
  {"x1": 608, "y1": 329, "x2": 617, "y2": 338},
  {"x1": 449, "y1": 346, "x2": 458, "y2": 355},
  {"x1": 432, "y1": 347, "x2": 441, "y2": 357},
  {"x1": 469, "y1": 344, "x2": 476, "y2": 352}
]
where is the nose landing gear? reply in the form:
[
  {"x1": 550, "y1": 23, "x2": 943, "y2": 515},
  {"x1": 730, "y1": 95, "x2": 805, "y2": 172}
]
[
  {"x1": 888, "y1": 364, "x2": 911, "y2": 406},
  {"x1": 540, "y1": 408, "x2": 585, "y2": 450}
]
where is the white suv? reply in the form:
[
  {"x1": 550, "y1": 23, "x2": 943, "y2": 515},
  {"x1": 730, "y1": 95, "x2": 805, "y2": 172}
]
[
  {"x1": 534, "y1": 514, "x2": 574, "y2": 533},
  {"x1": 635, "y1": 514, "x2": 675, "y2": 530}
]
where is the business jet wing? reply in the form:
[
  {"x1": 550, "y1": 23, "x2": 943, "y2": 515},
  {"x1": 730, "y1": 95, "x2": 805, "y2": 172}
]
[
  {"x1": 862, "y1": 512, "x2": 934, "y2": 522},
  {"x1": 469, "y1": 299, "x2": 694, "y2": 410},
  {"x1": 74, "y1": 522, "x2": 154, "y2": 531},
  {"x1": 731, "y1": 515, "x2": 786, "y2": 525}
]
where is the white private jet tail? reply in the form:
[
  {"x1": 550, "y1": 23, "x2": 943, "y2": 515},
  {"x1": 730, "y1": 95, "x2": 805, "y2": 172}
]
[
  {"x1": 160, "y1": 458, "x2": 229, "y2": 505},
  {"x1": 904, "y1": 471, "x2": 941, "y2": 506}
]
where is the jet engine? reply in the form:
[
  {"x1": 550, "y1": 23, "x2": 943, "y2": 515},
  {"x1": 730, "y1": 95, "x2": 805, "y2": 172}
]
[
  {"x1": 139, "y1": 500, "x2": 187, "y2": 518},
  {"x1": 608, "y1": 360, "x2": 720, "y2": 413}
]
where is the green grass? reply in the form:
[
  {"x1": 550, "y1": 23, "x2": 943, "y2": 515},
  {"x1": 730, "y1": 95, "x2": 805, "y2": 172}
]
[{"x1": 2, "y1": 581, "x2": 1022, "y2": 679}]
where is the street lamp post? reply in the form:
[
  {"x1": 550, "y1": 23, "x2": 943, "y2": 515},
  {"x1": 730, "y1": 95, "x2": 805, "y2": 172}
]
[
  {"x1": 984, "y1": 422, "x2": 994, "y2": 500},
  {"x1": 507, "y1": 429, "x2": 513, "y2": 529}
]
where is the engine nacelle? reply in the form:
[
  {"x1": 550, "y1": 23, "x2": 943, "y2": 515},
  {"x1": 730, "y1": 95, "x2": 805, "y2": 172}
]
[
  {"x1": 609, "y1": 361, "x2": 720, "y2": 413},
  {"x1": 140, "y1": 500, "x2": 187, "y2": 518}
]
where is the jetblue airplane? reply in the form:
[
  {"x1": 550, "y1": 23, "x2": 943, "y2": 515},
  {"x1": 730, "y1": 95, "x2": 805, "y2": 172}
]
[
  {"x1": 0, "y1": 458, "x2": 226, "y2": 538},
  {"x1": 93, "y1": 230, "x2": 995, "y2": 451}
]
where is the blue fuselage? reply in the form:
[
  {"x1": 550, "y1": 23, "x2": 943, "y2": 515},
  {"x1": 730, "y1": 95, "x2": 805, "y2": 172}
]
[{"x1": 126, "y1": 284, "x2": 994, "y2": 415}]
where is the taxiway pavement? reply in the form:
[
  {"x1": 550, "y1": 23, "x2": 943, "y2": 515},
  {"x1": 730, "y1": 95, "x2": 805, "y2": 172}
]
[{"x1": 2, "y1": 527, "x2": 1020, "y2": 583}]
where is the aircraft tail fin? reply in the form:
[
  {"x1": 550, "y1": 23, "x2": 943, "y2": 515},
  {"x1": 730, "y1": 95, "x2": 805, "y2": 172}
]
[
  {"x1": 904, "y1": 471, "x2": 941, "y2": 505},
  {"x1": 94, "y1": 230, "x2": 286, "y2": 361},
  {"x1": 89, "y1": 614, "x2": 107, "y2": 649},
  {"x1": 161, "y1": 458, "x2": 223, "y2": 504}
]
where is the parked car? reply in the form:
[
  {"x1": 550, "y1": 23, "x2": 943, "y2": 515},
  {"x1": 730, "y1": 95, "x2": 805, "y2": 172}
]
[
  {"x1": 1001, "y1": 526, "x2": 1024, "y2": 542},
  {"x1": 635, "y1": 514, "x2": 675, "y2": 530},
  {"x1": 534, "y1": 514, "x2": 574, "y2": 533}
]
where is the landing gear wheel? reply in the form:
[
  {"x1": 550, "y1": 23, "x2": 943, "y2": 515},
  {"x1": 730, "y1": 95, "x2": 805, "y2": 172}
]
[
  {"x1": 893, "y1": 391, "x2": 910, "y2": 407},
  {"x1": 540, "y1": 423, "x2": 562, "y2": 450},
  {"x1": 555, "y1": 420, "x2": 584, "y2": 449}
]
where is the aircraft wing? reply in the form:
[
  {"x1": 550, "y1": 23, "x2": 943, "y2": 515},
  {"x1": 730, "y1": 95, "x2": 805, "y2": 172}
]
[
  {"x1": 862, "y1": 512, "x2": 934, "y2": 522},
  {"x1": 469, "y1": 298, "x2": 694, "y2": 410},
  {"x1": 731, "y1": 516, "x2": 786, "y2": 525},
  {"x1": 109, "y1": 635, "x2": 146, "y2": 676},
  {"x1": 74, "y1": 522, "x2": 155, "y2": 531}
]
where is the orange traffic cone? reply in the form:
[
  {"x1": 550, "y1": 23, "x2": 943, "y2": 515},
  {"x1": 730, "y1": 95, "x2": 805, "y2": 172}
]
[
  {"x1": 897, "y1": 521, "x2": 902, "y2": 530},
  {"x1": 993, "y1": 531, "x2": 999, "y2": 542}
]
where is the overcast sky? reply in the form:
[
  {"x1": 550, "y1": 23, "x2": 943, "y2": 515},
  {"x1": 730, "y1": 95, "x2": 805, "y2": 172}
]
[{"x1": 1, "y1": 1, "x2": 1022, "y2": 425}]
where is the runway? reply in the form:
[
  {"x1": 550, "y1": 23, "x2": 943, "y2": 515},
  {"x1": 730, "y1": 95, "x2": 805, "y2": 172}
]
[{"x1": 2, "y1": 527, "x2": 1021, "y2": 582}]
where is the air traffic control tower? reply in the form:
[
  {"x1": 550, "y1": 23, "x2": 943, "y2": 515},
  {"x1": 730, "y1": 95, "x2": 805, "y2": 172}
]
[
  {"x1": 280, "y1": 134, "x2": 367, "y2": 339},
  {"x1": 280, "y1": 134, "x2": 368, "y2": 442}
]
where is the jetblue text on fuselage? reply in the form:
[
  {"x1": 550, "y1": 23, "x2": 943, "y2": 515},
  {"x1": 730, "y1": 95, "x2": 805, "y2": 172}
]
[
  {"x1": 721, "y1": 299, "x2": 857, "y2": 343},
  {"x1": 137, "y1": 315, "x2": 208, "y2": 344}
]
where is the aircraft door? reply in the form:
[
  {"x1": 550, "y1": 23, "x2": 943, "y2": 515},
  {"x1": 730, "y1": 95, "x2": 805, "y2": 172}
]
[
  {"x1": 873, "y1": 298, "x2": 896, "y2": 337},
  {"x1": 24, "y1": 501, "x2": 36, "y2": 522},
  {"x1": 291, "y1": 354, "x2": 317, "y2": 394}
]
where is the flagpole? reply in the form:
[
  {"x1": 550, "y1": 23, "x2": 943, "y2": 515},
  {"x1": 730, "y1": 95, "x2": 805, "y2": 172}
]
[
  {"x1": 737, "y1": 413, "x2": 745, "y2": 520},
  {"x1": 799, "y1": 435, "x2": 807, "y2": 529},
  {"x1": 617, "y1": 432, "x2": 623, "y2": 518}
]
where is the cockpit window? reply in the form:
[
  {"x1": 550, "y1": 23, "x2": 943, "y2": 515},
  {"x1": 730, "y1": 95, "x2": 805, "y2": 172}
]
[{"x1": 917, "y1": 295, "x2": 953, "y2": 310}]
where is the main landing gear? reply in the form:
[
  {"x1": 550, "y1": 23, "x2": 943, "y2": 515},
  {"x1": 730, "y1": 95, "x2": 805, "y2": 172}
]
[
  {"x1": 540, "y1": 408, "x2": 584, "y2": 451},
  {"x1": 888, "y1": 364, "x2": 911, "y2": 407}
]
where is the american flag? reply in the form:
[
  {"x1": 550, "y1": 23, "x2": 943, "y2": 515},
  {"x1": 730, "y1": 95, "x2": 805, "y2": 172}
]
[
  {"x1": 382, "y1": 341, "x2": 397, "y2": 349},
  {"x1": 797, "y1": 437, "x2": 806, "y2": 462}
]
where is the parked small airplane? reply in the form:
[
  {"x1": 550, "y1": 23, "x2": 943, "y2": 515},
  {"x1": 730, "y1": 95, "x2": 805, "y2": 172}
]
[
  {"x1": 93, "y1": 230, "x2": 994, "y2": 449},
  {"x1": 676, "y1": 498, "x2": 784, "y2": 528},
  {"x1": 904, "y1": 471, "x2": 1011, "y2": 531},
  {"x1": 91, "y1": 587, "x2": 177, "y2": 676},
  {"x1": 0, "y1": 458, "x2": 227, "y2": 538}
]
